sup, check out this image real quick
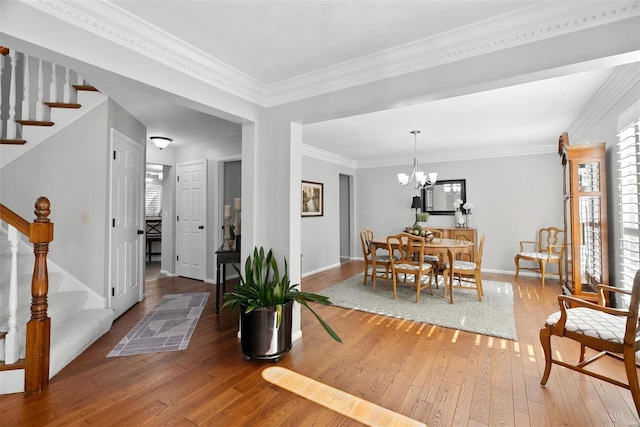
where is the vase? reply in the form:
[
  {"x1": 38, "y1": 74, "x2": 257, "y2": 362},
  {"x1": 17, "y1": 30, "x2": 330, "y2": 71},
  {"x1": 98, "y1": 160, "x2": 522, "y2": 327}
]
[
  {"x1": 455, "y1": 211, "x2": 466, "y2": 228},
  {"x1": 240, "y1": 300, "x2": 293, "y2": 362},
  {"x1": 465, "y1": 213, "x2": 473, "y2": 228}
]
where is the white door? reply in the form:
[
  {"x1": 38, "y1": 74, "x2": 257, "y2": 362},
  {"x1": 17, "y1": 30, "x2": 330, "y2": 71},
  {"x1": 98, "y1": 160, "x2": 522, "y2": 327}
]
[
  {"x1": 176, "y1": 160, "x2": 206, "y2": 280},
  {"x1": 109, "y1": 129, "x2": 144, "y2": 319}
]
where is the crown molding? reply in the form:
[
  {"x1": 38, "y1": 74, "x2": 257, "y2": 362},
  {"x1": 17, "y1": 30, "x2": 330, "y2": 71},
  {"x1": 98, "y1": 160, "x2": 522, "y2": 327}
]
[
  {"x1": 356, "y1": 144, "x2": 558, "y2": 169},
  {"x1": 569, "y1": 61, "x2": 640, "y2": 140},
  {"x1": 265, "y1": 2, "x2": 640, "y2": 106},
  {"x1": 22, "y1": 0, "x2": 268, "y2": 105},
  {"x1": 301, "y1": 144, "x2": 357, "y2": 169},
  {"x1": 22, "y1": 0, "x2": 640, "y2": 108}
]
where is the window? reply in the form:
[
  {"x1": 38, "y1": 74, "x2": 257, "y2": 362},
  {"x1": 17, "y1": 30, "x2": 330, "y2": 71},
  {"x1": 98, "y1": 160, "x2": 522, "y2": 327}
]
[
  {"x1": 617, "y1": 104, "x2": 640, "y2": 301},
  {"x1": 146, "y1": 184, "x2": 162, "y2": 217}
]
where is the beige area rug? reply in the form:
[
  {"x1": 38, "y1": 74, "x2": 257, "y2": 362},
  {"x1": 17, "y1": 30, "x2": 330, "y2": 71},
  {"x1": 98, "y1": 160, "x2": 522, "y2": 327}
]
[
  {"x1": 107, "y1": 293, "x2": 209, "y2": 357},
  {"x1": 318, "y1": 275, "x2": 516, "y2": 340}
]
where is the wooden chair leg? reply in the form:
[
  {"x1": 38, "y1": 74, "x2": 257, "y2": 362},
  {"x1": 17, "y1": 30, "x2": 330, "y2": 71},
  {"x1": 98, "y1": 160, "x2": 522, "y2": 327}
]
[
  {"x1": 540, "y1": 325, "x2": 553, "y2": 385},
  {"x1": 579, "y1": 343, "x2": 587, "y2": 363},
  {"x1": 539, "y1": 261, "x2": 546, "y2": 287},
  {"x1": 475, "y1": 272, "x2": 482, "y2": 301},
  {"x1": 363, "y1": 263, "x2": 369, "y2": 286},
  {"x1": 623, "y1": 345, "x2": 640, "y2": 417},
  {"x1": 392, "y1": 272, "x2": 398, "y2": 300},
  {"x1": 514, "y1": 256, "x2": 520, "y2": 279}
]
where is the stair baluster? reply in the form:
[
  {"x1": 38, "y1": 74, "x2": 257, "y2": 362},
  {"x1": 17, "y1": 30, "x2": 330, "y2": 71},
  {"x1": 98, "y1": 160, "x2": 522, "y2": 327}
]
[
  {"x1": 7, "y1": 50, "x2": 18, "y2": 139},
  {"x1": 4, "y1": 225, "x2": 20, "y2": 364},
  {"x1": 63, "y1": 67, "x2": 71, "y2": 104},
  {"x1": 35, "y1": 59, "x2": 45, "y2": 122},
  {"x1": 50, "y1": 62, "x2": 58, "y2": 103},
  {"x1": 21, "y1": 54, "x2": 30, "y2": 121}
]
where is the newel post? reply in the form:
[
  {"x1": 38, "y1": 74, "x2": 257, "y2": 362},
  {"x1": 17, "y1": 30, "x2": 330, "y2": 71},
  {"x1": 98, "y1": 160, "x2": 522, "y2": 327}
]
[{"x1": 25, "y1": 197, "x2": 54, "y2": 394}]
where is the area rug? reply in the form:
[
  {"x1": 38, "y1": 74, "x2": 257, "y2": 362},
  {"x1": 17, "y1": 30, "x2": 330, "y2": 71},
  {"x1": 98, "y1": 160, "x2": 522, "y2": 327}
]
[
  {"x1": 107, "y1": 292, "x2": 209, "y2": 357},
  {"x1": 318, "y1": 275, "x2": 516, "y2": 340}
]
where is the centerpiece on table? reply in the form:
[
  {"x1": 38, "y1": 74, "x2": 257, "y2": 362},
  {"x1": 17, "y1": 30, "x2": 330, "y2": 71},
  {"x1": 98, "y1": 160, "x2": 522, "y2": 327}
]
[
  {"x1": 223, "y1": 246, "x2": 342, "y2": 362},
  {"x1": 453, "y1": 198, "x2": 466, "y2": 228}
]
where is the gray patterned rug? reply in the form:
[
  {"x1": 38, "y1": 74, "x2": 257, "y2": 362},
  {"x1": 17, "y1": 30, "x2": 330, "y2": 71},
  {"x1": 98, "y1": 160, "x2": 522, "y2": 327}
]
[
  {"x1": 107, "y1": 293, "x2": 209, "y2": 357},
  {"x1": 319, "y1": 275, "x2": 516, "y2": 340}
]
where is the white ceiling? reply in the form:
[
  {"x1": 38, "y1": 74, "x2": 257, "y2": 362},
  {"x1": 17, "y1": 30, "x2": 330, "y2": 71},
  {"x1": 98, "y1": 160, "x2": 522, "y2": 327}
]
[{"x1": 74, "y1": 1, "x2": 637, "y2": 164}]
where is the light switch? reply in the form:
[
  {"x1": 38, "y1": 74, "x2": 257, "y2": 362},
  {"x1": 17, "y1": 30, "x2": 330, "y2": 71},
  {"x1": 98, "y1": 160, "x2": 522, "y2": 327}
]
[{"x1": 82, "y1": 211, "x2": 90, "y2": 223}]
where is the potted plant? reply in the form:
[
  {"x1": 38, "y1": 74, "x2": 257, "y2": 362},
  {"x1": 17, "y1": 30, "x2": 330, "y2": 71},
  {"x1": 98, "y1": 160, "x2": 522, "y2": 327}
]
[{"x1": 223, "y1": 246, "x2": 341, "y2": 361}]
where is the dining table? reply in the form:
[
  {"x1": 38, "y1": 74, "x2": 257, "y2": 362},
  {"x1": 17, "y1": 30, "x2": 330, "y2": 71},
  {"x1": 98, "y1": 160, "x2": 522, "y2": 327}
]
[{"x1": 368, "y1": 236, "x2": 474, "y2": 302}]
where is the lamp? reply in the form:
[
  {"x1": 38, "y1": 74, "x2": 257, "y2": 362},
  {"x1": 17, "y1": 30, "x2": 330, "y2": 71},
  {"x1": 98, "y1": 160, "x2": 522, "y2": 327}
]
[
  {"x1": 150, "y1": 136, "x2": 172, "y2": 150},
  {"x1": 397, "y1": 130, "x2": 437, "y2": 189},
  {"x1": 411, "y1": 196, "x2": 421, "y2": 217}
]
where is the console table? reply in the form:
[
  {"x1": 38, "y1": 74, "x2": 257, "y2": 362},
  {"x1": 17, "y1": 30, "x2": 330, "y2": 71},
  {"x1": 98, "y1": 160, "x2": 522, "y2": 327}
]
[{"x1": 215, "y1": 245, "x2": 240, "y2": 314}]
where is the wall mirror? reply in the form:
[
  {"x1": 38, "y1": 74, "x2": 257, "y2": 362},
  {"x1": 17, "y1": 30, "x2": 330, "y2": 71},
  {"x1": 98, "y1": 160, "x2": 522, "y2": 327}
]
[{"x1": 421, "y1": 179, "x2": 466, "y2": 215}]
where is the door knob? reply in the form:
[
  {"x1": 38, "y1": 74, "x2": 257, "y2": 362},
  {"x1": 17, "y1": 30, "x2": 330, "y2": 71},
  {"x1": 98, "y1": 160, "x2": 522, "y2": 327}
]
[
  {"x1": 198, "y1": 225, "x2": 204, "y2": 229},
  {"x1": 137, "y1": 230, "x2": 144, "y2": 235}
]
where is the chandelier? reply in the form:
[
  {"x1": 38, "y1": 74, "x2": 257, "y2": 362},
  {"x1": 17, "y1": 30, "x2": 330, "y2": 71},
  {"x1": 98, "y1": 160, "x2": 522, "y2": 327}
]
[{"x1": 397, "y1": 130, "x2": 437, "y2": 190}]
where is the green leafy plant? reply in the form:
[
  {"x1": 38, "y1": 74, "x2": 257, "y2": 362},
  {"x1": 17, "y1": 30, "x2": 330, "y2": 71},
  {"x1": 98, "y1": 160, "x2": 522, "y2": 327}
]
[
  {"x1": 416, "y1": 212, "x2": 429, "y2": 222},
  {"x1": 223, "y1": 246, "x2": 342, "y2": 343}
]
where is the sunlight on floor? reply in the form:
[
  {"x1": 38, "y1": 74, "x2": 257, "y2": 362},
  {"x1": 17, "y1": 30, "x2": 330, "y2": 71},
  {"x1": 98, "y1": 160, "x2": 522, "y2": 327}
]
[{"x1": 262, "y1": 366, "x2": 426, "y2": 427}]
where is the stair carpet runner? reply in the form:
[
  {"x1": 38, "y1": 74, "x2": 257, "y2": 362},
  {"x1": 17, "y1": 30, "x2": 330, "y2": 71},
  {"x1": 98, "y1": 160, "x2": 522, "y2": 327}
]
[{"x1": 0, "y1": 223, "x2": 113, "y2": 389}]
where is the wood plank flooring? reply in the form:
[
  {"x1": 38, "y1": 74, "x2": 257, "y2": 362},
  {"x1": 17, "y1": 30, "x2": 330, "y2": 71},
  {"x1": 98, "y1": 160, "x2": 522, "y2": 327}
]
[{"x1": 1, "y1": 260, "x2": 639, "y2": 426}]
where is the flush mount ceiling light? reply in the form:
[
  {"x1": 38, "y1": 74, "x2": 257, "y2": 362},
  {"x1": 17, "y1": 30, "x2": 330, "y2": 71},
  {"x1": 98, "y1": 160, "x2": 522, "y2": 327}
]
[
  {"x1": 150, "y1": 136, "x2": 172, "y2": 150},
  {"x1": 397, "y1": 130, "x2": 437, "y2": 190}
]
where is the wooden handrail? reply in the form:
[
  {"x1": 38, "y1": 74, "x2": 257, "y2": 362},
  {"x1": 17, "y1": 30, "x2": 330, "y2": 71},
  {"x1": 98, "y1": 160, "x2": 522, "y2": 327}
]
[
  {"x1": 0, "y1": 203, "x2": 30, "y2": 236},
  {"x1": 0, "y1": 197, "x2": 54, "y2": 393}
]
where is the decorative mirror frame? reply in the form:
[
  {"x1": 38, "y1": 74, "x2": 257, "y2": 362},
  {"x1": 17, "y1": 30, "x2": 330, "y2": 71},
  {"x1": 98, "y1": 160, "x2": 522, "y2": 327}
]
[{"x1": 421, "y1": 179, "x2": 466, "y2": 215}]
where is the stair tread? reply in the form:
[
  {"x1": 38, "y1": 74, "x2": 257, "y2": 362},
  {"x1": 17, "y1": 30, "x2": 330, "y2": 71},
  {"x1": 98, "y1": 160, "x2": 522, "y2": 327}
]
[
  {"x1": 73, "y1": 85, "x2": 99, "y2": 92},
  {"x1": 15, "y1": 120, "x2": 54, "y2": 127},
  {"x1": 44, "y1": 102, "x2": 81, "y2": 109},
  {"x1": 0, "y1": 359, "x2": 25, "y2": 371}
]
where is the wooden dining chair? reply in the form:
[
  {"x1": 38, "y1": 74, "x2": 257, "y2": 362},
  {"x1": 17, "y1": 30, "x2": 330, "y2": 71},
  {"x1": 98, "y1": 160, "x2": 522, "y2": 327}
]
[
  {"x1": 386, "y1": 233, "x2": 433, "y2": 303},
  {"x1": 360, "y1": 228, "x2": 393, "y2": 289},
  {"x1": 443, "y1": 233, "x2": 485, "y2": 304},
  {"x1": 421, "y1": 228, "x2": 443, "y2": 288},
  {"x1": 540, "y1": 269, "x2": 640, "y2": 417},
  {"x1": 514, "y1": 226, "x2": 564, "y2": 287}
]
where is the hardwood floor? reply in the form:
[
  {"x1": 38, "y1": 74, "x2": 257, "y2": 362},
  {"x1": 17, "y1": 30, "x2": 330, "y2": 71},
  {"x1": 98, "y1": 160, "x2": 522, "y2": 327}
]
[{"x1": 1, "y1": 261, "x2": 639, "y2": 426}]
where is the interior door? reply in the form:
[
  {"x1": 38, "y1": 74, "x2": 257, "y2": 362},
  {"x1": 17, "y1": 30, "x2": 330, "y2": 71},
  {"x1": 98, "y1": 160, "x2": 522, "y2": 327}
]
[
  {"x1": 109, "y1": 129, "x2": 144, "y2": 319},
  {"x1": 176, "y1": 160, "x2": 206, "y2": 280}
]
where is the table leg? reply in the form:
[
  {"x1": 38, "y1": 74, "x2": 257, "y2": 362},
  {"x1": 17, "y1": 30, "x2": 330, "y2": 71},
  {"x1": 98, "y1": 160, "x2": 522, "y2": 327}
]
[
  {"x1": 447, "y1": 249, "x2": 454, "y2": 304},
  {"x1": 371, "y1": 242, "x2": 377, "y2": 291},
  {"x1": 216, "y1": 261, "x2": 222, "y2": 314}
]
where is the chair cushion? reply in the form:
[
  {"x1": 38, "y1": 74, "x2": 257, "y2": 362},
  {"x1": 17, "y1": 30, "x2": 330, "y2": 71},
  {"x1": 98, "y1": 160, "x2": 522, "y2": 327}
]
[
  {"x1": 394, "y1": 263, "x2": 431, "y2": 272},
  {"x1": 545, "y1": 308, "x2": 629, "y2": 344},
  {"x1": 518, "y1": 251, "x2": 561, "y2": 261},
  {"x1": 424, "y1": 255, "x2": 439, "y2": 262},
  {"x1": 445, "y1": 260, "x2": 475, "y2": 271},
  {"x1": 375, "y1": 255, "x2": 391, "y2": 262}
]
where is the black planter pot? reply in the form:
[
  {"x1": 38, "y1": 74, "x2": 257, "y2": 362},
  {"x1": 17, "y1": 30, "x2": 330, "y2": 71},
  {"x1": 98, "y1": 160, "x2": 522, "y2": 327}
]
[{"x1": 240, "y1": 300, "x2": 293, "y2": 362}]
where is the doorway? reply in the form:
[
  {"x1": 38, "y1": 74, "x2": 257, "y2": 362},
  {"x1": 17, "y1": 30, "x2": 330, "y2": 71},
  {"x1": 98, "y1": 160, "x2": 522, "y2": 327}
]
[{"x1": 339, "y1": 174, "x2": 352, "y2": 262}]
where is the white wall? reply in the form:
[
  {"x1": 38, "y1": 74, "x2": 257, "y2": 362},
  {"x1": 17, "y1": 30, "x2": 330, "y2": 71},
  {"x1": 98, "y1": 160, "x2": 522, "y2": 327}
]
[
  {"x1": 0, "y1": 98, "x2": 146, "y2": 299},
  {"x1": 356, "y1": 152, "x2": 563, "y2": 273},
  {"x1": 300, "y1": 156, "x2": 356, "y2": 275}
]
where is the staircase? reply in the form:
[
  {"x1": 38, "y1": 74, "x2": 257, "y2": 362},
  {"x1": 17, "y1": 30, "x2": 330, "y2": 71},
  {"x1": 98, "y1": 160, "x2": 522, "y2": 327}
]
[{"x1": 0, "y1": 46, "x2": 115, "y2": 394}]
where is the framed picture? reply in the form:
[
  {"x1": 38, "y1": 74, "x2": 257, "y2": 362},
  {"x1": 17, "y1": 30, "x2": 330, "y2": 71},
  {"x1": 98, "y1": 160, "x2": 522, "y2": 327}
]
[{"x1": 301, "y1": 180, "x2": 324, "y2": 217}]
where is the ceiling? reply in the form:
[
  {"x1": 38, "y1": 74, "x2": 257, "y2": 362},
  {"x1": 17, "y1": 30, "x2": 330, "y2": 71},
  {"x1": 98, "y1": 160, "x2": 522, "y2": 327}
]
[{"x1": 76, "y1": 1, "x2": 637, "y2": 165}]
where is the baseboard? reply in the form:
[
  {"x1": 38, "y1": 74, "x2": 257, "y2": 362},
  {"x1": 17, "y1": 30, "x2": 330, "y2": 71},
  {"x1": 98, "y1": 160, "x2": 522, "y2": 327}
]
[{"x1": 0, "y1": 369, "x2": 24, "y2": 394}]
